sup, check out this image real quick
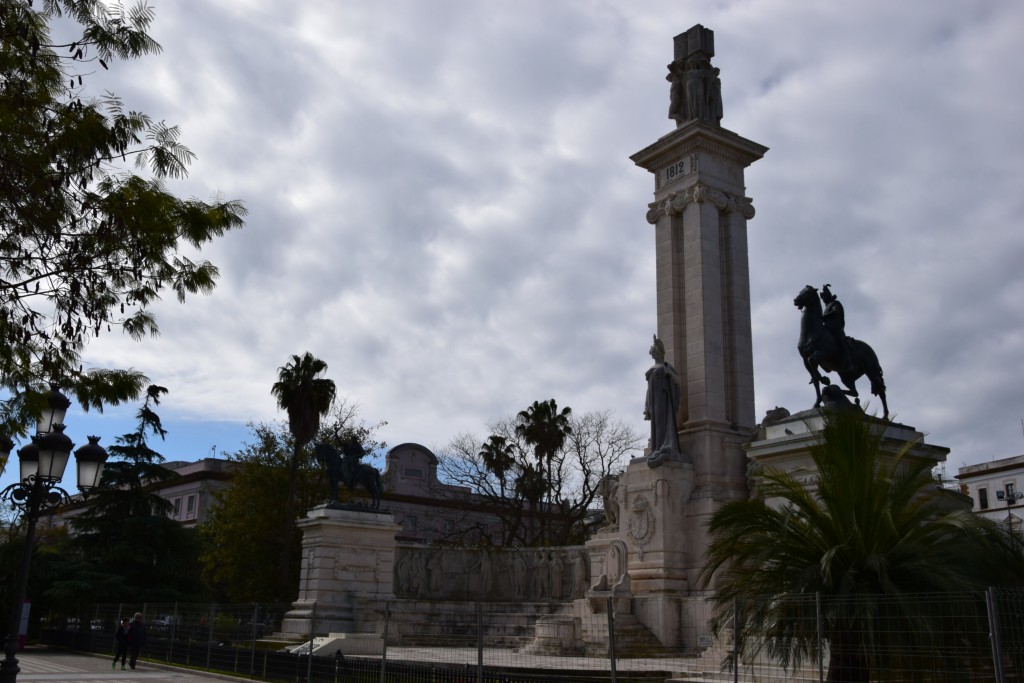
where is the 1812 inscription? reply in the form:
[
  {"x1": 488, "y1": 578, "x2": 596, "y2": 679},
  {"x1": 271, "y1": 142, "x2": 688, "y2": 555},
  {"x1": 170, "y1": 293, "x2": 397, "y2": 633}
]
[{"x1": 662, "y1": 158, "x2": 689, "y2": 183}]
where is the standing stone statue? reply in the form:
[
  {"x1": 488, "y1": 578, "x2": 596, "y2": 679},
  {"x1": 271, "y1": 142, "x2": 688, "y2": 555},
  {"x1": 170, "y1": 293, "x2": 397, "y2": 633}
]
[
  {"x1": 598, "y1": 473, "x2": 620, "y2": 528},
  {"x1": 427, "y1": 551, "x2": 443, "y2": 596},
  {"x1": 570, "y1": 551, "x2": 588, "y2": 598},
  {"x1": 477, "y1": 551, "x2": 493, "y2": 597},
  {"x1": 645, "y1": 335, "x2": 684, "y2": 467},
  {"x1": 549, "y1": 553, "x2": 563, "y2": 599},
  {"x1": 513, "y1": 553, "x2": 527, "y2": 599}
]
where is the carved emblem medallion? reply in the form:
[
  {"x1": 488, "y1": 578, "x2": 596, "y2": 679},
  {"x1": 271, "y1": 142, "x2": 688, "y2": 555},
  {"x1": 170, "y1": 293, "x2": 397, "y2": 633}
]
[{"x1": 627, "y1": 495, "x2": 655, "y2": 545}]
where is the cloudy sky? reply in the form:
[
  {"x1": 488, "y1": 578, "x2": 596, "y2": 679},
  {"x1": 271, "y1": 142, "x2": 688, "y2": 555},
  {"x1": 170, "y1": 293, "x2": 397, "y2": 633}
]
[{"x1": 9, "y1": 0, "x2": 1024, "y2": 488}]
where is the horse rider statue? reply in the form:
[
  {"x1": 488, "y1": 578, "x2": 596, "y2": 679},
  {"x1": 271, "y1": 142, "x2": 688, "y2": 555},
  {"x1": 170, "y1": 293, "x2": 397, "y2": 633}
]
[
  {"x1": 314, "y1": 435, "x2": 384, "y2": 509},
  {"x1": 794, "y1": 283, "x2": 889, "y2": 419}
]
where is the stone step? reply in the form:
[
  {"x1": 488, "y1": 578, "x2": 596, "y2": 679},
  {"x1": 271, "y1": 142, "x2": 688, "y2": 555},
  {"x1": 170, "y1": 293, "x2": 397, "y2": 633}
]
[{"x1": 581, "y1": 615, "x2": 677, "y2": 658}]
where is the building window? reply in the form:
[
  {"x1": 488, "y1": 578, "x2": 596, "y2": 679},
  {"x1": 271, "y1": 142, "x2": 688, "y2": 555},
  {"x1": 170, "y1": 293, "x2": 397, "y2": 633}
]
[
  {"x1": 978, "y1": 488, "x2": 988, "y2": 510},
  {"x1": 444, "y1": 519, "x2": 454, "y2": 534},
  {"x1": 1007, "y1": 482, "x2": 1018, "y2": 505},
  {"x1": 406, "y1": 515, "x2": 417, "y2": 531},
  {"x1": 405, "y1": 468, "x2": 423, "y2": 479},
  {"x1": 186, "y1": 494, "x2": 197, "y2": 519}
]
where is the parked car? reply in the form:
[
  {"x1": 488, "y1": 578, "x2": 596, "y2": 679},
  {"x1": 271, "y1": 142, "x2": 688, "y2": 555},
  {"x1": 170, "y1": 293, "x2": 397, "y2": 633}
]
[{"x1": 150, "y1": 615, "x2": 179, "y2": 631}]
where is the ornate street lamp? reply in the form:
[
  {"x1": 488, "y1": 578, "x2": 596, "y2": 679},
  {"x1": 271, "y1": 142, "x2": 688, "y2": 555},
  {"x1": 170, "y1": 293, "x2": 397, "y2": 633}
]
[{"x1": 0, "y1": 388, "x2": 108, "y2": 683}]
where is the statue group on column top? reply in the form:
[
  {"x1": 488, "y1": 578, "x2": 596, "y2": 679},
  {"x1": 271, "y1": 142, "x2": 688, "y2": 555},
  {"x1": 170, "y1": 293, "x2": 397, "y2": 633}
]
[{"x1": 667, "y1": 25, "x2": 723, "y2": 128}]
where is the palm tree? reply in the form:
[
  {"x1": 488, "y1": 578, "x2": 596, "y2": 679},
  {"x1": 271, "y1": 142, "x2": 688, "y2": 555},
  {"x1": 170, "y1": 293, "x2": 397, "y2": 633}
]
[
  {"x1": 270, "y1": 352, "x2": 336, "y2": 598},
  {"x1": 479, "y1": 434, "x2": 516, "y2": 499},
  {"x1": 515, "y1": 462, "x2": 548, "y2": 546},
  {"x1": 515, "y1": 399, "x2": 572, "y2": 544},
  {"x1": 699, "y1": 410, "x2": 1023, "y2": 683}
]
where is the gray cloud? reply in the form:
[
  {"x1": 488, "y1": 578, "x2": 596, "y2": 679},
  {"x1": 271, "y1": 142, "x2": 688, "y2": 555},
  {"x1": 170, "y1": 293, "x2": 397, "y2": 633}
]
[{"x1": 27, "y1": 0, "x2": 1022, "y2": 479}]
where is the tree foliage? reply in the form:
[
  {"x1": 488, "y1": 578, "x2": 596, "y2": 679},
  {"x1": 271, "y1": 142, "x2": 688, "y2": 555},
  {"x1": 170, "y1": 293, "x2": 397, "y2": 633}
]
[
  {"x1": 0, "y1": 0, "x2": 246, "y2": 435},
  {"x1": 198, "y1": 421, "x2": 316, "y2": 603},
  {"x1": 441, "y1": 408, "x2": 641, "y2": 546},
  {"x1": 41, "y1": 385, "x2": 208, "y2": 607},
  {"x1": 201, "y1": 403, "x2": 385, "y2": 602},
  {"x1": 699, "y1": 411, "x2": 1024, "y2": 683}
]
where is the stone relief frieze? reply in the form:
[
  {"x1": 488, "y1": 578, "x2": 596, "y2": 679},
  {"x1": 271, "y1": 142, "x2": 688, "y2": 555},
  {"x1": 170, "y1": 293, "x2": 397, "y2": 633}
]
[{"x1": 392, "y1": 546, "x2": 589, "y2": 603}]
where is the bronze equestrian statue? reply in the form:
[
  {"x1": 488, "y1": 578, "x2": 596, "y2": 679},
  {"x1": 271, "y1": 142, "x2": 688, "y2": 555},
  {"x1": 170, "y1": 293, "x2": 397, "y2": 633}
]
[
  {"x1": 794, "y1": 284, "x2": 889, "y2": 419},
  {"x1": 314, "y1": 437, "x2": 383, "y2": 509}
]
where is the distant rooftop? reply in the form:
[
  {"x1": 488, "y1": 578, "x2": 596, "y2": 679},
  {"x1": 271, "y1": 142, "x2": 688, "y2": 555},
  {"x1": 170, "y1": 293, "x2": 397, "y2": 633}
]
[{"x1": 957, "y1": 454, "x2": 1024, "y2": 478}]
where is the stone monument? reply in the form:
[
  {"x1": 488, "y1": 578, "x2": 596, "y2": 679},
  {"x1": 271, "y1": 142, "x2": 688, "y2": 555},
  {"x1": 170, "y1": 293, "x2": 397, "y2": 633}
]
[
  {"x1": 634, "y1": 22, "x2": 765, "y2": 634},
  {"x1": 585, "y1": 24, "x2": 768, "y2": 648}
]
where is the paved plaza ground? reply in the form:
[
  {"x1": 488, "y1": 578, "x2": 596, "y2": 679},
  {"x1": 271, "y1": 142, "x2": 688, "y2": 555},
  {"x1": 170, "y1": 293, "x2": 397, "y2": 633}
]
[
  {"x1": 13, "y1": 647, "x2": 244, "y2": 683},
  {"x1": 14, "y1": 644, "x2": 697, "y2": 681}
]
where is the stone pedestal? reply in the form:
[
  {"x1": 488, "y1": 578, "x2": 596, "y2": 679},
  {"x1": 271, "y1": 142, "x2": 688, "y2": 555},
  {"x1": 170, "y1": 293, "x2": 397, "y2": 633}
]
[
  {"x1": 620, "y1": 458, "x2": 694, "y2": 593},
  {"x1": 281, "y1": 506, "x2": 401, "y2": 635},
  {"x1": 585, "y1": 458, "x2": 696, "y2": 647},
  {"x1": 622, "y1": 458, "x2": 695, "y2": 647},
  {"x1": 745, "y1": 409, "x2": 951, "y2": 508}
]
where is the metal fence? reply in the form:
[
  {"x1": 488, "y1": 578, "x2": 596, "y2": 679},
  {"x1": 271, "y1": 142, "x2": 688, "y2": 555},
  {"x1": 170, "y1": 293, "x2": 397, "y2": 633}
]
[{"x1": 39, "y1": 588, "x2": 1024, "y2": 682}]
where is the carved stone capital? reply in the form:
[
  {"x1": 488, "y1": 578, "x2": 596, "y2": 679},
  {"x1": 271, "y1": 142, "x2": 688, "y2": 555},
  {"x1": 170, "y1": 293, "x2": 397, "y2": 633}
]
[{"x1": 645, "y1": 183, "x2": 755, "y2": 224}]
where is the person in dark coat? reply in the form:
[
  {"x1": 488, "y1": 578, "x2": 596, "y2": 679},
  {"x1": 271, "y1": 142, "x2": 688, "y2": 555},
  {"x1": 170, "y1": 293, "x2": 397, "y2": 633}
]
[
  {"x1": 112, "y1": 617, "x2": 130, "y2": 669},
  {"x1": 127, "y1": 612, "x2": 146, "y2": 670}
]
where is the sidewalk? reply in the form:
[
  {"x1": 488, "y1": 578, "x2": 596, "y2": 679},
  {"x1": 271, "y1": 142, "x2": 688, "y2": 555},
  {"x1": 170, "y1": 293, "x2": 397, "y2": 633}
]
[{"x1": 13, "y1": 647, "x2": 247, "y2": 682}]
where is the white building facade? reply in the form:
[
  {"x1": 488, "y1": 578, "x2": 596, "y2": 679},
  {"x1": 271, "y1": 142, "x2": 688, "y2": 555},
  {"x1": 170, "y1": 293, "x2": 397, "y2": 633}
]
[{"x1": 956, "y1": 454, "x2": 1024, "y2": 528}]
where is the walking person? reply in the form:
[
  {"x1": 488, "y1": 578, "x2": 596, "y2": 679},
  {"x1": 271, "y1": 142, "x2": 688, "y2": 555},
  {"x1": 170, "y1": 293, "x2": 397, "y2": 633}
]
[
  {"x1": 127, "y1": 612, "x2": 146, "y2": 670},
  {"x1": 112, "y1": 617, "x2": 130, "y2": 670}
]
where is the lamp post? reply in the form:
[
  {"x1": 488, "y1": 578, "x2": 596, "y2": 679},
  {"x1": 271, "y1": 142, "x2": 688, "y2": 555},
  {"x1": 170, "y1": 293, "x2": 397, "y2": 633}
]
[{"x1": 0, "y1": 388, "x2": 108, "y2": 683}]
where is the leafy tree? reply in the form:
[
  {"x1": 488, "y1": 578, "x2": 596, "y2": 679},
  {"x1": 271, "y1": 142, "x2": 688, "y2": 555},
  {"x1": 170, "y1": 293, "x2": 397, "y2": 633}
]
[
  {"x1": 515, "y1": 399, "x2": 572, "y2": 544},
  {"x1": 442, "y1": 409, "x2": 641, "y2": 546},
  {"x1": 43, "y1": 385, "x2": 209, "y2": 606},
  {"x1": 0, "y1": 0, "x2": 246, "y2": 435},
  {"x1": 269, "y1": 352, "x2": 336, "y2": 598},
  {"x1": 699, "y1": 411, "x2": 1024, "y2": 683},
  {"x1": 199, "y1": 421, "x2": 315, "y2": 603},
  {"x1": 201, "y1": 403, "x2": 384, "y2": 602}
]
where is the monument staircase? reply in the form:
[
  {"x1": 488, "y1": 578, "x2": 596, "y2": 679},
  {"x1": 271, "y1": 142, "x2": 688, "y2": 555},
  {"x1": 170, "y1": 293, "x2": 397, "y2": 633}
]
[
  {"x1": 581, "y1": 610, "x2": 677, "y2": 658},
  {"x1": 259, "y1": 631, "x2": 305, "y2": 648},
  {"x1": 521, "y1": 598, "x2": 677, "y2": 658},
  {"x1": 664, "y1": 631, "x2": 824, "y2": 682}
]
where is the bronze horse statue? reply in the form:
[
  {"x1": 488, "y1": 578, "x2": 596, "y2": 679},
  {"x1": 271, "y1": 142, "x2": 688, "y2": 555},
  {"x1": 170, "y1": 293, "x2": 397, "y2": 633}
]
[
  {"x1": 314, "y1": 438, "x2": 383, "y2": 509},
  {"x1": 794, "y1": 284, "x2": 889, "y2": 419}
]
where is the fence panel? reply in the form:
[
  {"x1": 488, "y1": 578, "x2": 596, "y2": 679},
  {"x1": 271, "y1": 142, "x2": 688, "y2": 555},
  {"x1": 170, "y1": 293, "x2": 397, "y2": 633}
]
[
  {"x1": 992, "y1": 586, "x2": 1024, "y2": 682},
  {"x1": 37, "y1": 591, "x2": 1024, "y2": 682}
]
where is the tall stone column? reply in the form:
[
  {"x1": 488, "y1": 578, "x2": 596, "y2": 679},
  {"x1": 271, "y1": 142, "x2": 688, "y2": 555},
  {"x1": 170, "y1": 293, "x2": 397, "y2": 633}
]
[{"x1": 630, "y1": 25, "x2": 767, "y2": 582}]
